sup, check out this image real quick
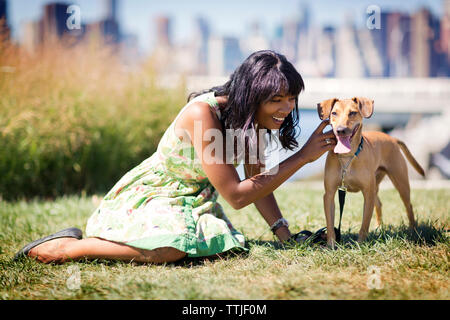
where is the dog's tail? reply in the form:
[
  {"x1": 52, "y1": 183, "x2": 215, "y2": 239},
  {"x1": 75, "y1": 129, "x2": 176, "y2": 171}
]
[{"x1": 396, "y1": 140, "x2": 425, "y2": 177}]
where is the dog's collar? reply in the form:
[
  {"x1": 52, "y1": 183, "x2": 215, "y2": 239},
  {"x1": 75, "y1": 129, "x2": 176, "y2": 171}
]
[{"x1": 354, "y1": 138, "x2": 364, "y2": 157}]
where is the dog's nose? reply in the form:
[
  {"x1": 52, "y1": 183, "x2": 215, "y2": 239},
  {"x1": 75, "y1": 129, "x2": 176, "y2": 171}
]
[{"x1": 336, "y1": 126, "x2": 350, "y2": 136}]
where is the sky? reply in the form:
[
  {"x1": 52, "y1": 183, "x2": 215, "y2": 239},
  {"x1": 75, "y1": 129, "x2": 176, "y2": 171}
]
[{"x1": 7, "y1": 0, "x2": 445, "y2": 52}]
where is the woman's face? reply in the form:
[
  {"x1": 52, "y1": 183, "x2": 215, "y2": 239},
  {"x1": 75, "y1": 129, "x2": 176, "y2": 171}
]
[{"x1": 254, "y1": 93, "x2": 297, "y2": 130}]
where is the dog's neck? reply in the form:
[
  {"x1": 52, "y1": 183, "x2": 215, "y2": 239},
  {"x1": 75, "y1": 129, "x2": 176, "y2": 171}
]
[{"x1": 337, "y1": 124, "x2": 363, "y2": 159}]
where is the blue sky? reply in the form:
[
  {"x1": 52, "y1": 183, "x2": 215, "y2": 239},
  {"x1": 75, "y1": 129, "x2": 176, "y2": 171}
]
[{"x1": 8, "y1": 0, "x2": 444, "y2": 52}]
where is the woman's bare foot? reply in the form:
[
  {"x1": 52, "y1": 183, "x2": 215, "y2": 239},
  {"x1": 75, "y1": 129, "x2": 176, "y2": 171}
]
[{"x1": 28, "y1": 238, "x2": 79, "y2": 263}]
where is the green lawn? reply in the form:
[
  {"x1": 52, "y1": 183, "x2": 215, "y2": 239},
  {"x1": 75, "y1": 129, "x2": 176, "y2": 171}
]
[{"x1": 0, "y1": 182, "x2": 448, "y2": 300}]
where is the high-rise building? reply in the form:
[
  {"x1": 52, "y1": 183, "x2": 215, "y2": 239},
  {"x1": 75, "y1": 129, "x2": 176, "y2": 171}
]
[
  {"x1": 0, "y1": 0, "x2": 6, "y2": 19},
  {"x1": 316, "y1": 26, "x2": 336, "y2": 77},
  {"x1": 83, "y1": 0, "x2": 120, "y2": 45},
  {"x1": 42, "y1": 2, "x2": 70, "y2": 41},
  {"x1": 192, "y1": 16, "x2": 210, "y2": 74},
  {"x1": 151, "y1": 15, "x2": 174, "y2": 74},
  {"x1": 21, "y1": 20, "x2": 43, "y2": 52},
  {"x1": 386, "y1": 13, "x2": 411, "y2": 77},
  {"x1": 410, "y1": 8, "x2": 435, "y2": 77},
  {"x1": 429, "y1": 11, "x2": 445, "y2": 76},
  {"x1": 280, "y1": 19, "x2": 300, "y2": 63},
  {"x1": 335, "y1": 18, "x2": 365, "y2": 77},
  {"x1": 0, "y1": 0, "x2": 10, "y2": 40},
  {"x1": 155, "y1": 16, "x2": 172, "y2": 47},
  {"x1": 441, "y1": 0, "x2": 450, "y2": 73},
  {"x1": 241, "y1": 21, "x2": 269, "y2": 57},
  {"x1": 90, "y1": 0, "x2": 120, "y2": 44},
  {"x1": 104, "y1": 0, "x2": 118, "y2": 21},
  {"x1": 208, "y1": 36, "x2": 242, "y2": 76},
  {"x1": 103, "y1": 0, "x2": 120, "y2": 43},
  {"x1": 0, "y1": 0, "x2": 7, "y2": 24},
  {"x1": 369, "y1": 11, "x2": 390, "y2": 76},
  {"x1": 38, "y1": 2, "x2": 87, "y2": 46},
  {"x1": 357, "y1": 27, "x2": 384, "y2": 77}
]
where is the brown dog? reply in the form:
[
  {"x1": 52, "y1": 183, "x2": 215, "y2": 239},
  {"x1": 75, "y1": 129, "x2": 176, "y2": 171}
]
[{"x1": 317, "y1": 97, "x2": 425, "y2": 247}]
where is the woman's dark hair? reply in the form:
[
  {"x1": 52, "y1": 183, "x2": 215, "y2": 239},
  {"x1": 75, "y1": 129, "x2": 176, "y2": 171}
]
[{"x1": 188, "y1": 50, "x2": 304, "y2": 159}]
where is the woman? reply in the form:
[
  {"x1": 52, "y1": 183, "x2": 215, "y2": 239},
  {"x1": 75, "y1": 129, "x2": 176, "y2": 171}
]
[{"x1": 14, "y1": 50, "x2": 336, "y2": 264}]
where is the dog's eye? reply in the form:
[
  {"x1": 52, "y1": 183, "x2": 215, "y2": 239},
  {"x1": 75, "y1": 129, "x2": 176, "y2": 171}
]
[
  {"x1": 331, "y1": 112, "x2": 337, "y2": 116},
  {"x1": 349, "y1": 111, "x2": 358, "y2": 116}
]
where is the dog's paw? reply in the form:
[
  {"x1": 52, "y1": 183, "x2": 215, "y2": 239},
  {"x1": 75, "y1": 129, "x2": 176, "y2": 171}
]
[{"x1": 326, "y1": 241, "x2": 337, "y2": 250}]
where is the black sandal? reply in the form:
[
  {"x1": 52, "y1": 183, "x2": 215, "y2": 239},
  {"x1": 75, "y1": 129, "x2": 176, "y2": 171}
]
[
  {"x1": 13, "y1": 227, "x2": 83, "y2": 261},
  {"x1": 290, "y1": 230, "x2": 313, "y2": 243},
  {"x1": 308, "y1": 227, "x2": 341, "y2": 245},
  {"x1": 289, "y1": 227, "x2": 341, "y2": 246}
]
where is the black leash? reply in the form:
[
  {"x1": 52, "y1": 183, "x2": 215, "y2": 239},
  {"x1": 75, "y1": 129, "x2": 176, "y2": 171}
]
[
  {"x1": 336, "y1": 187, "x2": 345, "y2": 242},
  {"x1": 335, "y1": 138, "x2": 364, "y2": 242}
]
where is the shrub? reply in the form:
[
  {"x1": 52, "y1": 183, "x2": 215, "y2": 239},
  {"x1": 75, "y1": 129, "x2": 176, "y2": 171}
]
[{"x1": 0, "y1": 39, "x2": 185, "y2": 200}]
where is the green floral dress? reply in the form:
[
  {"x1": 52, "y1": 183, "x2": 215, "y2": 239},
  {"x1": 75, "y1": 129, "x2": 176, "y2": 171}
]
[{"x1": 85, "y1": 92, "x2": 247, "y2": 257}]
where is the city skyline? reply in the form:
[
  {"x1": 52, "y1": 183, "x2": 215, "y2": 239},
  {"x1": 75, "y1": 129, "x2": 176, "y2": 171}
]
[
  {"x1": 1, "y1": 0, "x2": 449, "y2": 78},
  {"x1": 6, "y1": 0, "x2": 445, "y2": 53}
]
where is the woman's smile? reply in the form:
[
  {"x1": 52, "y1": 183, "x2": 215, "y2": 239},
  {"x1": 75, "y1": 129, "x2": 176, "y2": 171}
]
[
  {"x1": 256, "y1": 93, "x2": 297, "y2": 130},
  {"x1": 271, "y1": 115, "x2": 286, "y2": 125}
]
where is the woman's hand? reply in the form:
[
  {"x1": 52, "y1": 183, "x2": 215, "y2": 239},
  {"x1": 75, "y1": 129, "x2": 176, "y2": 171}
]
[{"x1": 299, "y1": 120, "x2": 336, "y2": 163}]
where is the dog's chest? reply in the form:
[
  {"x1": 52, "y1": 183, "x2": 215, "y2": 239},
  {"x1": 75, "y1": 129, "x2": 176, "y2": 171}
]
[{"x1": 338, "y1": 160, "x2": 369, "y2": 192}]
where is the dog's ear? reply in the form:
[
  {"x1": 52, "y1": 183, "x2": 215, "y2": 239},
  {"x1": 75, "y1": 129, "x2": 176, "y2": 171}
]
[
  {"x1": 352, "y1": 97, "x2": 374, "y2": 118},
  {"x1": 317, "y1": 98, "x2": 338, "y2": 120}
]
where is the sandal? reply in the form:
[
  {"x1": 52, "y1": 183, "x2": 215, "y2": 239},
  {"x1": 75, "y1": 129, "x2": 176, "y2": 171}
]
[
  {"x1": 308, "y1": 227, "x2": 341, "y2": 245},
  {"x1": 288, "y1": 230, "x2": 313, "y2": 245},
  {"x1": 289, "y1": 227, "x2": 341, "y2": 246},
  {"x1": 13, "y1": 227, "x2": 83, "y2": 261}
]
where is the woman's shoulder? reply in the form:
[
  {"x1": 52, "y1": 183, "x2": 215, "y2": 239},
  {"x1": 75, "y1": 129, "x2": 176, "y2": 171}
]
[
  {"x1": 174, "y1": 97, "x2": 223, "y2": 139},
  {"x1": 182, "y1": 100, "x2": 219, "y2": 122}
]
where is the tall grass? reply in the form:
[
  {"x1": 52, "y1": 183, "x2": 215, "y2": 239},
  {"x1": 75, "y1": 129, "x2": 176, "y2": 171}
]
[{"x1": 0, "y1": 37, "x2": 186, "y2": 200}]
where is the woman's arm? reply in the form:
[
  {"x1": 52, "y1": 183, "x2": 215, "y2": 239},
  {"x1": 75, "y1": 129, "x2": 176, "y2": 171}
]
[
  {"x1": 178, "y1": 102, "x2": 336, "y2": 210},
  {"x1": 244, "y1": 163, "x2": 292, "y2": 241}
]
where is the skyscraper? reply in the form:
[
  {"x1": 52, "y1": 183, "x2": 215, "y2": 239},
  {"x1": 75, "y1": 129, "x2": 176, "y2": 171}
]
[
  {"x1": 21, "y1": 20, "x2": 43, "y2": 52},
  {"x1": 96, "y1": 0, "x2": 120, "y2": 44},
  {"x1": 411, "y1": 8, "x2": 433, "y2": 77},
  {"x1": 39, "y1": 2, "x2": 87, "y2": 46},
  {"x1": 42, "y1": 2, "x2": 70, "y2": 41},
  {"x1": 105, "y1": 0, "x2": 118, "y2": 21},
  {"x1": 151, "y1": 15, "x2": 174, "y2": 74},
  {"x1": 155, "y1": 16, "x2": 172, "y2": 47},
  {"x1": 0, "y1": 0, "x2": 7, "y2": 22},
  {"x1": 241, "y1": 21, "x2": 269, "y2": 57},
  {"x1": 386, "y1": 13, "x2": 411, "y2": 77},
  {"x1": 335, "y1": 17, "x2": 365, "y2": 78},
  {"x1": 193, "y1": 16, "x2": 210, "y2": 74},
  {"x1": 441, "y1": 0, "x2": 450, "y2": 73},
  {"x1": 0, "y1": 0, "x2": 10, "y2": 40},
  {"x1": 369, "y1": 11, "x2": 390, "y2": 76},
  {"x1": 208, "y1": 36, "x2": 242, "y2": 76}
]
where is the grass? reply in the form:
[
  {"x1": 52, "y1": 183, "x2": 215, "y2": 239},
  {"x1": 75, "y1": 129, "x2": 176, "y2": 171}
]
[{"x1": 0, "y1": 182, "x2": 449, "y2": 300}]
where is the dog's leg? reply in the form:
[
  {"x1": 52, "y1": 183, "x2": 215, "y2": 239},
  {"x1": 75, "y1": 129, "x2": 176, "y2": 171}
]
[
  {"x1": 374, "y1": 194, "x2": 382, "y2": 227},
  {"x1": 323, "y1": 188, "x2": 337, "y2": 247},
  {"x1": 374, "y1": 171, "x2": 385, "y2": 228},
  {"x1": 387, "y1": 162, "x2": 417, "y2": 229},
  {"x1": 359, "y1": 180, "x2": 376, "y2": 242}
]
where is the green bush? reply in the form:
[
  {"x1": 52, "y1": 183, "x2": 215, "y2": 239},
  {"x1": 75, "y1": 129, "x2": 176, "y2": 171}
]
[{"x1": 0, "y1": 41, "x2": 186, "y2": 200}]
